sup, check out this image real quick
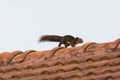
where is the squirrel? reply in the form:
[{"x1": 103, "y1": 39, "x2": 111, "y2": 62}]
[{"x1": 39, "y1": 35, "x2": 83, "y2": 48}]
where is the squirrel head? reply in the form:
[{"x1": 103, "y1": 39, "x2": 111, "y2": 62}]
[{"x1": 76, "y1": 37, "x2": 83, "y2": 44}]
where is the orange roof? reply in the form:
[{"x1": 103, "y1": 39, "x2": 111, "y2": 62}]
[{"x1": 0, "y1": 38, "x2": 120, "y2": 80}]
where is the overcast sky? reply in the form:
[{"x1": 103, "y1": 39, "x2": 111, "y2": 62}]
[{"x1": 0, "y1": 0, "x2": 120, "y2": 52}]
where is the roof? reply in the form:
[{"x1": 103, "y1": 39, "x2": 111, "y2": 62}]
[{"x1": 0, "y1": 38, "x2": 120, "y2": 80}]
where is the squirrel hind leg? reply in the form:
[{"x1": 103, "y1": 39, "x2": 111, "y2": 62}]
[
  {"x1": 64, "y1": 44, "x2": 69, "y2": 48},
  {"x1": 71, "y1": 44, "x2": 75, "y2": 47},
  {"x1": 58, "y1": 42, "x2": 62, "y2": 47},
  {"x1": 65, "y1": 45, "x2": 68, "y2": 48}
]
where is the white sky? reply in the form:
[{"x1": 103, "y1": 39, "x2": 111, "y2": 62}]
[{"x1": 0, "y1": 0, "x2": 120, "y2": 52}]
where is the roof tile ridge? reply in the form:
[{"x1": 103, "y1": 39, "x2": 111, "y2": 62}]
[
  {"x1": 0, "y1": 38, "x2": 119, "y2": 66},
  {"x1": 79, "y1": 42, "x2": 97, "y2": 52},
  {"x1": 0, "y1": 51, "x2": 23, "y2": 66},
  {"x1": 50, "y1": 47, "x2": 65, "y2": 57},
  {"x1": 9, "y1": 50, "x2": 36, "y2": 64},
  {"x1": 111, "y1": 38, "x2": 120, "y2": 50}
]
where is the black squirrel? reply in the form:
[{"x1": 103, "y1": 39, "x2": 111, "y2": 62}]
[{"x1": 39, "y1": 35, "x2": 83, "y2": 48}]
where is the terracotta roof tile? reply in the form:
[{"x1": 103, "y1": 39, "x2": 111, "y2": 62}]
[
  {"x1": 10, "y1": 50, "x2": 36, "y2": 64},
  {"x1": 0, "y1": 38, "x2": 120, "y2": 80},
  {"x1": 0, "y1": 51, "x2": 23, "y2": 65}
]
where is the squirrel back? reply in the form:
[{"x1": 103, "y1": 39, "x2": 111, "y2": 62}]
[{"x1": 39, "y1": 35, "x2": 83, "y2": 48}]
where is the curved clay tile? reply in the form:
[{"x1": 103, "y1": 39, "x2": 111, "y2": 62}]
[
  {"x1": 10, "y1": 50, "x2": 36, "y2": 64},
  {"x1": 25, "y1": 50, "x2": 51, "y2": 61},
  {"x1": 112, "y1": 38, "x2": 120, "y2": 49},
  {"x1": 80, "y1": 42, "x2": 97, "y2": 52},
  {"x1": 0, "y1": 51, "x2": 22, "y2": 65}
]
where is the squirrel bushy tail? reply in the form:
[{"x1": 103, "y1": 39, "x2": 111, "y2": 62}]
[{"x1": 39, "y1": 35, "x2": 62, "y2": 42}]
